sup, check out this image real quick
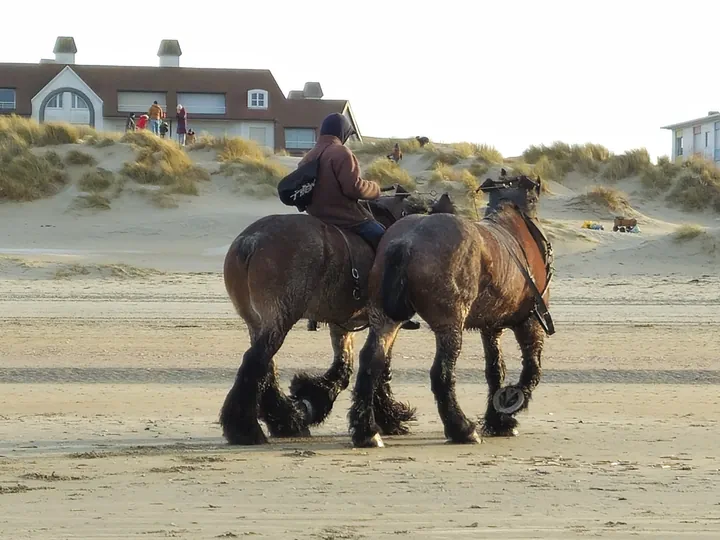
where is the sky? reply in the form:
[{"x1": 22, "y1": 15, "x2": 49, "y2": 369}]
[{"x1": 2, "y1": 0, "x2": 717, "y2": 161}]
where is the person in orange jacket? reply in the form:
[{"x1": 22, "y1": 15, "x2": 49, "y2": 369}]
[{"x1": 148, "y1": 101, "x2": 163, "y2": 135}]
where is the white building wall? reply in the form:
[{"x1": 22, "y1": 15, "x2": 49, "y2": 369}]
[
  {"x1": 670, "y1": 120, "x2": 720, "y2": 163},
  {"x1": 31, "y1": 66, "x2": 103, "y2": 130}
]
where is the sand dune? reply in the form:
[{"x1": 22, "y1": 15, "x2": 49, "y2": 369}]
[{"x1": 3, "y1": 130, "x2": 720, "y2": 538}]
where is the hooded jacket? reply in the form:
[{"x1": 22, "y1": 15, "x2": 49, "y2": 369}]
[{"x1": 299, "y1": 113, "x2": 381, "y2": 227}]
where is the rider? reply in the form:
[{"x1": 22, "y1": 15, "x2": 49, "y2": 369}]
[
  {"x1": 301, "y1": 112, "x2": 387, "y2": 251},
  {"x1": 301, "y1": 112, "x2": 421, "y2": 330}
]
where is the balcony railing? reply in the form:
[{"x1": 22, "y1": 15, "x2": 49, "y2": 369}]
[{"x1": 0, "y1": 101, "x2": 16, "y2": 110}]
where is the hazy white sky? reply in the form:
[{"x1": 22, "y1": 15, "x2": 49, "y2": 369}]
[{"x1": 1, "y1": 0, "x2": 716, "y2": 160}]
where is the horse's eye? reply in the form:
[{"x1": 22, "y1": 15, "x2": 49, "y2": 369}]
[{"x1": 401, "y1": 210, "x2": 407, "y2": 217}]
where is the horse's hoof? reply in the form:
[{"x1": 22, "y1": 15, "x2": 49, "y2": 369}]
[
  {"x1": 447, "y1": 430, "x2": 482, "y2": 444},
  {"x1": 401, "y1": 320, "x2": 421, "y2": 331},
  {"x1": 353, "y1": 433, "x2": 385, "y2": 448},
  {"x1": 223, "y1": 429, "x2": 268, "y2": 446},
  {"x1": 492, "y1": 386, "x2": 525, "y2": 415},
  {"x1": 481, "y1": 425, "x2": 519, "y2": 438}
]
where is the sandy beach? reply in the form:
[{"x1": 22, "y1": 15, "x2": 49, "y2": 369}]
[{"x1": 2, "y1": 140, "x2": 720, "y2": 539}]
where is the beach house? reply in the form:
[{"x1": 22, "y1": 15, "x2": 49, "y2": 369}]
[
  {"x1": 0, "y1": 36, "x2": 362, "y2": 154},
  {"x1": 661, "y1": 111, "x2": 720, "y2": 164}
]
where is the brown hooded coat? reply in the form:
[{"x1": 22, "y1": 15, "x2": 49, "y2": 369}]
[{"x1": 299, "y1": 134, "x2": 381, "y2": 227}]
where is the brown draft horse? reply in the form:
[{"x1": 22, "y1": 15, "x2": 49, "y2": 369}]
[
  {"x1": 220, "y1": 187, "x2": 457, "y2": 445},
  {"x1": 348, "y1": 170, "x2": 554, "y2": 447}
]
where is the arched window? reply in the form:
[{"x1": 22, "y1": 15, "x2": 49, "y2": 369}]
[{"x1": 247, "y1": 89, "x2": 268, "y2": 110}]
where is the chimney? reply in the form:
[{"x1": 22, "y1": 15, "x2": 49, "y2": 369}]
[
  {"x1": 302, "y1": 82, "x2": 324, "y2": 99},
  {"x1": 53, "y1": 36, "x2": 77, "y2": 65},
  {"x1": 709, "y1": 111, "x2": 719, "y2": 116},
  {"x1": 287, "y1": 90, "x2": 304, "y2": 99},
  {"x1": 158, "y1": 39, "x2": 182, "y2": 67}
]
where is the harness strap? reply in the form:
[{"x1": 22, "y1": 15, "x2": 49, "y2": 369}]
[
  {"x1": 486, "y1": 212, "x2": 556, "y2": 336},
  {"x1": 330, "y1": 225, "x2": 370, "y2": 333}
]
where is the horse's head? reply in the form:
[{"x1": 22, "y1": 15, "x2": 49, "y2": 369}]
[
  {"x1": 429, "y1": 192, "x2": 457, "y2": 215},
  {"x1": 479, "y1": 168, "x2": 542, "y2": 218},
  {"x1": 371, "y1": 186, "x2": 457, "y2": 226},
  {"x1": 370, "y1": 185, "x2": 428, "y2": 226}
]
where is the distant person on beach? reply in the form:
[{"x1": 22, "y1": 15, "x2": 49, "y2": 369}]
[
  {"x1": 176, "y1": 104, "x2": 188, "y2": 145},
  {"x1": 125, "y1": 113, "x2": 136, "y2": 132},
  {"x1": 148, "y1": 100, "x2": 163, "y2": 135},
  {"x1": 387, "y1": 143, "x2": 403, "y2": 164},
  {"x1": 135, "y1": 114, "x2": 149, "y2": 131}
]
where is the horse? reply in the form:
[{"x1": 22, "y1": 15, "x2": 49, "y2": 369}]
[
  {"x1": 220, "y1": 187, "x2": 458, "y2": 445},
  {"x1": 348, "y1": 169, "x2": 555, "y2": 448}
]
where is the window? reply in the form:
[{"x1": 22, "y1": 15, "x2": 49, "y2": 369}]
[
  {"x1": 285, "y1": 128, "x2": 316, "y2": 149},
  {"x1": 706, "y1": 132, "x2": 710, "y2": 148},
  {"x1": 693, "y1": 125, "x2": 701, "y2": 135},
  {"x1": 248, "y1": 89, "x2": 268, "y2": 109},
  {"x1": 47, "y1": 93, "x2": 64, "y2": 109},
  {"x1": 176, "y1": 92, "x2": 226, "y2": 114},
  {"x1": 676, "y1": 136, "x2": 683, "y2": 156},
  {"x1": 117, "y1": 91, "x2": 167, "y2": 113},
  {"x1": 72, "y1": 94, "x2": 88, "y2": 109},
  {"x1": 0, "y1": 88, "x2": 16, "y2": 110}
]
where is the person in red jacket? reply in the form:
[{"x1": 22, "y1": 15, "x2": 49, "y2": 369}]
[{"x1": 135, "y1": 114, "x2": 149, "y2": 130}]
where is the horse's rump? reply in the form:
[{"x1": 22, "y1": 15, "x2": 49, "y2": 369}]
[{"x1": 224, "y1": 214, "x2": 374, "y2": 326}]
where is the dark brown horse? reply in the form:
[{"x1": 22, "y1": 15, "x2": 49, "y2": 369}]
[
  {"x1": 348, "y1": 170, "x2": 554, "y2": 447},
  {"x1": 220, "y1": 187, "x2": 457, "y2": 445}
]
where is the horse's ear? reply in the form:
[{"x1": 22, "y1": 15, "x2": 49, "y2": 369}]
[
  {"x1": 395, "y1": 184, "x2": 409, "y2": 195},
  {"x1": 479, "y1": 178, "x2": 495, "y2": 193},
  {"x1": 500, "y1": 168, "x2": 507, "y2": 177},
  {"x1": 430, "y1": 192, "x2": 456, "y2": 214}
]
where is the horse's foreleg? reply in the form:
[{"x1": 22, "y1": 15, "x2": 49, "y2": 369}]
[
  {"x1": 349, "y1": 311, "x2": 401, "y2": 448},
  {"x1": 480, "y1": 329, "x2": 518, "y2": 437},
  {"x1": 372, "y1": 334, "x2": 417, "y2": 436},
  {"x1": 289, "y1": 323, "x2": 354, "y2": 426},
  {"x1": 430, "y1": 325, "x2": 480, "y2": 444},
  {"x1": 220, "y1": 326, "x2": 289, "y2": 445},
  {"x1": 513, "y1": 317, "x2": 544, "y2": 409}
]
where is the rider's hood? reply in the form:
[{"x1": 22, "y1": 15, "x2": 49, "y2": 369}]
[{"x1": 320, "y1": 113, "x2": 356, "y2": 145}]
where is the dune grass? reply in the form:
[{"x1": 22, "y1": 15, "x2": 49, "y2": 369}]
[
  {"x1": 351, "y1": 137, "x2": 422, "y2": 157},
  {"x1": 0, "y1": 149, "x2": 68, "y2": 201},
  {"x1": 666, "y1": 156, "x2": 720, "y2": 213},
  {"x1": 641, "y1": 155, "x2": 681, "y2": 194},
  {"x1": 601, "y1": 148, "x2": 652, "y2": 182},
  {"x1": 673, "y1": 223, "x2": 706, "y2": 242},
  {"x1": 78, "y1": 168, "x2": 115, "y2": 192},
  {"x1": 364, "y1": 158, "x2": 416, "y2": 189},
  {"x1": 577, "y1": 185, "x2": 630, "y2": 212},
  {"x1": 65, "y1": 149, "x2": 97, "y2": 166},
  {"x1": 523, "y1": 142, "x2": 611, "y2": 177},
  {"x1": 120, "y1": 131, "x2": 209, "y2": 196},
  {"x1": 72, "y1": 193, "x2": 112, "y2": 210}
]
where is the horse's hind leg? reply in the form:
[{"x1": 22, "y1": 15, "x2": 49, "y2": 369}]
[
  {"x1": 258, "y1": 359, "x2": 311, "y2": 439},
  {"x1": 289, "y1": 323, "x2": 355, "y2": 426},
  {"x1": 430, "y1": 325, "x2": 480, "y2": 444},
  {"x1": 219, "y1": 324, "x2": 291, "y2": 445},
  {"x1": 480, "y1": 328, "x2": 518, "y2": 437},
  {"x1": 349, "y1": 309, "x2": 403, "y2": 448},
  {"x1": 373, "y1": 334, "x2": 417, "y2": 436}
]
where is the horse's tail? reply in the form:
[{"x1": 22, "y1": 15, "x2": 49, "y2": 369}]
[
  {"x1": 381, "y1": 240, "x2": 416, "y2": 322},
  {"x1": 224, "y1": 232, "x2": 264, "y2": 324}
]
